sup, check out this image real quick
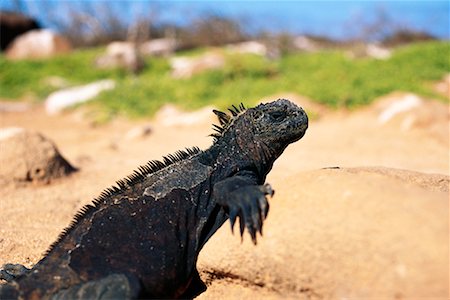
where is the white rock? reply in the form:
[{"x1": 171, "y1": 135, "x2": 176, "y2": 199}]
[
  {"x1": 378, "y1": 93, "x2": 423, "y2": 124},
  {"x1": 293, "y1": 35, "x2": 319, "y2": 52},
  {"x1": 366, "y1": 43, "x2": 391, "y2": 60},
  {"x1": 45, "y1": 79, "x2": 116, "y2": 115},
  {"x1": 140, "y1": 38, "x2": 176, "y2": 57},
  {"x1": 170, "y1": 52, "x2": 225, "y2": 78},
  {"x1": 95, "y1": 41, "x2": 143, "y2": 72},
  {"x1": 226, "y1": 41, "x2": 267, "y2": 56},
  {"x1": 5, "y1": 29, "x2": 72, "y2": 60}
]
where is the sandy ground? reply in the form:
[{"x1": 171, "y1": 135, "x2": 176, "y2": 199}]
[{"x1": 0, "y1": 94, "x2": 449, "y2": 299}]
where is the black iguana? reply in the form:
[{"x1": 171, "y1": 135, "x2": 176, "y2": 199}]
[{"x1": 0, "y1": 99, "x2": 308, "y2": 299}]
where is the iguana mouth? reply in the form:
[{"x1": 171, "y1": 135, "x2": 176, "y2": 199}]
[{"x1": 291, "y1": 109, "x2": 308, "y2": 141}]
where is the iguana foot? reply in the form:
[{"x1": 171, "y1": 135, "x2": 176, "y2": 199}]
[
  {"x1": 0, "y1": 263, "x2": 30, "y2": 282},
  {"x1": 228, "y1": 183, "x2": 274, "y2": 244}
]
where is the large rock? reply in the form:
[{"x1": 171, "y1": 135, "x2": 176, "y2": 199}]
[
  {"x1": 96, "y1": 39, "x2": 176, "y2": 72},
  {"x1": 95, "y1": 41, "x2": 144, "y2": 73},
  {"x1": 226, "y1": 41, "x2": 267, "y2": 56},
  {"x1": 346, "y1": 42, "x2": 391, "y2": 60},
  {"x1": 0, "y1": 11, "x2": 40, "y2": 50},
  {"x1": 140, "y1": 38, "x2": 176, "y2": 57},
  {"x1": 293, "y1": 35, "x2": 320, "y2": 52},
  {"x1": 0, "y1": 128, "x2": 76, "y2": 184},
  {"x1": 198, "y1": 167, "x2": 448, "y2": 299},
  {"x1": 170, "y1": 51, "x2": 225, "y2": 78},
  {"x1": 5, "y1": 29, "x2": 72, "y2": 60}
]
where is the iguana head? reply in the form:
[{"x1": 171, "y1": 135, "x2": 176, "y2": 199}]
[
  {"x1": 212, "y1": 99, "x2": 308, "y2": 158},
  {"x1": 247, "y1": 99, "x2": 308, "y2": 146}
]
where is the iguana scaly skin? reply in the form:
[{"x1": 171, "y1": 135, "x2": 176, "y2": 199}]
[{"x1": 0, "y1": 99, "x2": 308, "y2": 299}]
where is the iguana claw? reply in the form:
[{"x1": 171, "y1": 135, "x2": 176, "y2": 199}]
[{"x1": 226, "y1": 183, "x2": 274, "y2": 244}]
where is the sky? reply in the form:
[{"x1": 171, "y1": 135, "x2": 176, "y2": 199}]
[{"x1": 1, "y1": 1, "x2": 449, "y2": 40}]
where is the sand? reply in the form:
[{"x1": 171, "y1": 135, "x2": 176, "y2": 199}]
[{"x1": 0, "y1": 95, "x2": 448, "y2": 298}]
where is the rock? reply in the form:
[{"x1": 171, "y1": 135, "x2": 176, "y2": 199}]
[
  {"x1": 347, "y1": 42, "x2": 391, "y2": 60},
  {"x1": 293, "y1": 35, "x2": 319, "y2": 52},
  {"x1": 96, "y1": 39, "x2": 176, "y2": 71},
  {"x1": 124, "y1": 124, "x2": 153, "y2": 140},
  {"x1": 226, "y1": 41, "x2": 267, "y2": 56},
  {"x1": 198, "y1": 167, "x2": 448, "y2": 299},
  {"x1": 365, "y1": 43, "x2": 391, "y2": 59},
  {"x1": 170, "y1": 52, "x2": 225, "y2": 78},
  {"x1": 140, "y1": 38, "x2": 176, "y2": 57},
  {"x1": 154, "y1": 104, "x2": 215, "y2": 127},
  {"x1": 0, "y1": 101, "x2": 31, "y2": 112},
  {"x1": 0, "y1": 11, "x2": 40, "y2": 50},
  {"x1": 45, "y1": 79, "x2": 116, "y2": 115},
  {"x1": 370, "y1": 92, "x2": 449, "y2": 143},
  {"x1": 5, "y1": 29, "x2": 72, "y2": 60},
  {"x1": 95, "y1": 41, "x2": 144, "y2": 73},
  {"x1": 376, "y1": 93, "x2": 423, "y2": 125},
  {"x1": 0, "y1": 128, "x2": 76, "y2": 184}
]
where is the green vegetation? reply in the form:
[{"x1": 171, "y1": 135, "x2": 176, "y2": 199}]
[{"x1": 0, "y1": 41, "x2": 448, "y2": 118}]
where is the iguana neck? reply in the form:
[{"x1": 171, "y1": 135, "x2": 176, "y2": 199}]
[{"x1": 202, "y1": 131, "x2": 281, "y2": 180}]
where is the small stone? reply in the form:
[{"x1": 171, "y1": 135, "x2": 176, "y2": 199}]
[
  {"x1": 0, "y1": 127, "x2": 76, "y2": 184},
  {"x1": 124, "y1": 124, "x2": 153, "y2": 140}
]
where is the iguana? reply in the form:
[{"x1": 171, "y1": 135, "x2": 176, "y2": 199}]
[{"x1": 0, "y1": 99, "x2": 308, "y2": 299}]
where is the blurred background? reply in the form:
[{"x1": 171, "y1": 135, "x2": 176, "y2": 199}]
[{"x1": 0, "y1": 0, "x2": 448, "y2": 119}]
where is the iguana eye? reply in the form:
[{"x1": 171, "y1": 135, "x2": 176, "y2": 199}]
[{"x1": 269, "y1": 111, "x2": 286, "y2": 122}]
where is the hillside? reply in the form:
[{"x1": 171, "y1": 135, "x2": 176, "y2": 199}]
[{"x1": 1, "y1": 41, "x2": 448, "y2": 120}]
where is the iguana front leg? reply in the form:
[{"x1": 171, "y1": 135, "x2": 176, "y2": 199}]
[{"x1": 213, "y1": 174, "x2": 274, "y2": 244}]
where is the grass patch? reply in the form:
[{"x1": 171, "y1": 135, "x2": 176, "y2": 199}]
[
  {"x1": 0, "y1": 47, "x2": 127, "y2": 100},
  {"x1": 0, "y1": 41, "x2": 448, "y2": 118}
]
